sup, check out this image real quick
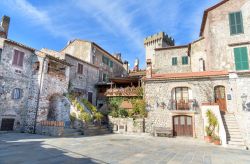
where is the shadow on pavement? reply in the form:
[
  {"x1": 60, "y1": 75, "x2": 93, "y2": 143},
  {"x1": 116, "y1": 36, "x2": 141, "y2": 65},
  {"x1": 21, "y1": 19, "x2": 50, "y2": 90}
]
[{"x1": 0, "y1": 133, "x2": 107, "y2": 164}]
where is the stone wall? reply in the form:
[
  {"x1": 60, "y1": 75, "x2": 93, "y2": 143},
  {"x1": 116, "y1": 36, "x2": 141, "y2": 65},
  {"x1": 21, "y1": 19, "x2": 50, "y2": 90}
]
[
  {"x1": 65, "y1": 55, "x2": 99, "y2": 105},
  {"x1": 0, "y1": 41, "x2": 35, "y2": 132},
  {"x1": 144, "y1": 77, "x2": 231, "y2": 138},
  {"x1": 108, "y1": 116, "x2": 144, "y2": 134},
  {"x1": 154, "y1": 47, "x2": 191, "y2": 74},
  {"x1": 202, "y1": 0, "x2": 250, "y2": 71}
]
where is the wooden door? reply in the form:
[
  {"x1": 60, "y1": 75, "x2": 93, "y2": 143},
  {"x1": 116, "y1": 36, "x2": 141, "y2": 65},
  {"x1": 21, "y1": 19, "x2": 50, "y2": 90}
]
[
  {"x1": 88, "y1": 92, "x2": 93, "y2": 104},
  {"x1": 173, "y1": 116, "x2": 193, "y2": 137},
  {"x1": 1, "y1": 118, "x2": 15, "y2": 131},
  {"x1": 214, "y1": 86, "x2": 227, "y2": 112}
]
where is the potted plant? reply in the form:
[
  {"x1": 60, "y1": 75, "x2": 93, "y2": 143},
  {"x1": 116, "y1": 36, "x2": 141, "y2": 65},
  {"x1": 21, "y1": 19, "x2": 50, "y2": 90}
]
[
  {"x1": 212, "y1": 135, "x2": 221, "y2": 145},
  {"x1": 204, "y1": 126, "x2": 213, "y2": 142},
  {"x1": 204, "y1": 110, "x2": 218, "y2": 143}
]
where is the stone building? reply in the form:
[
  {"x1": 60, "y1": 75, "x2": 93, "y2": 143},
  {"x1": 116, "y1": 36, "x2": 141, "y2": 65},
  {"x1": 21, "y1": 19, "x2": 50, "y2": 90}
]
[
  {"x1": 0, "y1": 16, "x2": 71, "y2": 132},
  {"x1": 41, "y1": 48, "x2": 99, "y2": 105},
  {"x1": 144, "y1": 0, "x2": 250, "y2": 149}
]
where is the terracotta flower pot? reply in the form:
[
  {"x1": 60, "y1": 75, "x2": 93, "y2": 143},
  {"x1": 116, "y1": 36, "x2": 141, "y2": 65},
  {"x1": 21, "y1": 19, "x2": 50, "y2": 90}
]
[
  {"x1": 213, "y1": 140, "x2": 221, "y2": 145},
  {"x1": 204, "y1": 136, "x2": 213, "y2": 143}
]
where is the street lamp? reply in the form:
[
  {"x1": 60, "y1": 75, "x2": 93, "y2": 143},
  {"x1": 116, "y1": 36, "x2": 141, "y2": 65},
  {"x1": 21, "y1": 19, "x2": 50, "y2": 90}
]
[{"x1": 241, "y1": 93, "x2": 247, "y2": 111}]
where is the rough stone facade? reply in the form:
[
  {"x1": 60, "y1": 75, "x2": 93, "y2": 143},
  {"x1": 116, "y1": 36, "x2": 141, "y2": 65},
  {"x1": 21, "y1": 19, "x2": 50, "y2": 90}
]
[
  {"x1": 144, "y1": 0, "x2": 250, "y2": 146},
  {"x1": 0, "y1": 38, "x2": 71, "y2": 133}
]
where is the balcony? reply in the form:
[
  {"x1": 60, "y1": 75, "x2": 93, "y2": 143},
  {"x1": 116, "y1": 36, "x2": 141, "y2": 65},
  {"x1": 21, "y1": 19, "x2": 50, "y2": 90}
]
[
  {"x1": 105, "y1": 87, "x2": 143, "y2": 97},
  {"x1": 169, "y1": 99, "x2": 198, "y2": 111}
]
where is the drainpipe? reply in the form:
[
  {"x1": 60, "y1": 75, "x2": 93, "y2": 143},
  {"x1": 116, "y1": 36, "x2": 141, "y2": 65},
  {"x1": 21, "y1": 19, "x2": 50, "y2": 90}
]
[{"x1": 33, "y1": 55, "x2": 46, "y2": 134}]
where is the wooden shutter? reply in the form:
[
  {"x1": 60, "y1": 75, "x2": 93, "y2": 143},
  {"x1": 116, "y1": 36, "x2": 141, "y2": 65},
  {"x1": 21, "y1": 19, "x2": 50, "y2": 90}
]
[
  {"x1": 234, "y1": 47, "x2": 249, "y2": 70},
  {"x1": 182, "y1": 56, "x2": 188, "y2": 65},
  {"x1": 229, "y1": 12, "x2": 244, "y2": 35},
  {"x1": 12, "y1": 50, "x2": 19, "y2": 65},
  {"x1": 172, "y1": 57, "x2": 177, "y2": 65},
  {"x1": 18, "y1": 52, "x2": 24, "y2": 67}
]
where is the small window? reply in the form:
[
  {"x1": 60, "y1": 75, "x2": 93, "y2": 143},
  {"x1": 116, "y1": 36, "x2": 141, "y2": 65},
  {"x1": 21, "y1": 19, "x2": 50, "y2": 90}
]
[
  {"x1": 229, "y1": 11, "x2": 244, "y2": 35},
  {"x1": 77, "y1": 63, "x2": 83, "y2": 74},
  {"x1": 102, "y1": 56, "x2": 109, "y2": 65},
  {"x1": 103, "y1": 73, "x2": 108, "y2": 82},
  {"x1": 182, "y1": 56, "x2": 188, "y2": 65},
  {"x1": 12, "y1": 88, "x2": 23, "y2": 100},
  {"x1": 172, "y1": 57, "x2": 177, "y2": 65},
  {"x1": 109, "y1": 60, "x2": 113, "y2": 68},
  {"x1": 12, "y1": 50, "x2": 24, "y2": 67},
  {"x1": 0, "y1": 48, "x2": 2, "y2": 62}
]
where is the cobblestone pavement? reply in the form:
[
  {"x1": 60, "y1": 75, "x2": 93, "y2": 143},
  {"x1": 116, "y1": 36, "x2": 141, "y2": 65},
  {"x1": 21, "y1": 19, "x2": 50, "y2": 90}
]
[{"x1": 0, "y1": 133, "x2": 249, "y2": 164}]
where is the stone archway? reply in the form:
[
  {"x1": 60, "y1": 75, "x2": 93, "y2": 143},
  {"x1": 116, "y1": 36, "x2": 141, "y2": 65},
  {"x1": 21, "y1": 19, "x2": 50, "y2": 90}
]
[{"x1": 47, "y1": 94, "x2": 70, "y2": 122}]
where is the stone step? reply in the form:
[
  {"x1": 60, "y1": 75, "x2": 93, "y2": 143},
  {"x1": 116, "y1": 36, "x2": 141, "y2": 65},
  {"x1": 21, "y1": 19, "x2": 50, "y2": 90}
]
[
  {"x1": 84, "y1": 131, "x2": 111, "y2": 136},
  {"x1": 228, "y1": 141, "x2": 245, "y2": 145},
  {"x1": 226, "y1": 144, "x2": 247, "y2": 150},
  {"x1": 227, "y1": 134, "x2": 243, "y2": 139},
  {"x1": 227, "y1": 138, "x2": 244, "y2": 142},
  {"x1": 62, "y1": 132, "x2": 83, "y2": 137}
]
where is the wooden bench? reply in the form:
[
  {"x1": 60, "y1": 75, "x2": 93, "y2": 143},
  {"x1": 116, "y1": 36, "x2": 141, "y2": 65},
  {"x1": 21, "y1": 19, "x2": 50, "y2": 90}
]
[{"x1": 154, "y1": 127, "x2": 173, "y2": 137}]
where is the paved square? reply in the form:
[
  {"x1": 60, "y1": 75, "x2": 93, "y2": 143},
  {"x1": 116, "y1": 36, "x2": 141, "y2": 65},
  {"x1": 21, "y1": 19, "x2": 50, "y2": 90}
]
[{"x1": 0, "y1": 133, "x2": 249, "y2": 164}]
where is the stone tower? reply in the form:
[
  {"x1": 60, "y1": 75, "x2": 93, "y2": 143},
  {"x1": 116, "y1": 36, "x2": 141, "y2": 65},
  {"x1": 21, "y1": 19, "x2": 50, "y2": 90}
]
[{"x1": 144, "y1": 32, "x2": 174, "y2": 69}]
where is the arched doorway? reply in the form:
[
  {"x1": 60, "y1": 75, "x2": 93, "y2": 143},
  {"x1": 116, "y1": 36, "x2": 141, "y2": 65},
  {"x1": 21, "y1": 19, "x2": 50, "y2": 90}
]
[
  {"x1": 173, "y1": 115, "x2": 193, "y2": 137},
  {"x1": 214, "y1": 86, "x2": 227, "y2": 112}
]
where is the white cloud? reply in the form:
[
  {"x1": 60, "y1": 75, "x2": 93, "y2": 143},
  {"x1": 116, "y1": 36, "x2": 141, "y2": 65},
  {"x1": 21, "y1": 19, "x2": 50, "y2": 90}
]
[{"x1": 2, "y1": 0, "x2": 73, "y2": 39}]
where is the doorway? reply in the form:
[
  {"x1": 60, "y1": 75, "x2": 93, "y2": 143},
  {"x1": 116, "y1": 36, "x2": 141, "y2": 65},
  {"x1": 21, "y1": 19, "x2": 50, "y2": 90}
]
[{"x1": 214, "y1": 86, "x2": 227, "y2": 112}]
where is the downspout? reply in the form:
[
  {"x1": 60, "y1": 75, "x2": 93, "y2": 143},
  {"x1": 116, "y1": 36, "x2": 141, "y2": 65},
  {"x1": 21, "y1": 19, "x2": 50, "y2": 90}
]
[{"x1": 33, "y1": 55, "x2": 46, "y2": 134}]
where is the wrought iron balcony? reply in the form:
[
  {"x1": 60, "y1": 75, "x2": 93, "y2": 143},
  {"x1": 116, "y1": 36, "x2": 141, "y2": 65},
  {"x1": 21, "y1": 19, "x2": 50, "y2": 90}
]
[{"x1": 169, "y1": 99, "x2": 198, "y2": 111}]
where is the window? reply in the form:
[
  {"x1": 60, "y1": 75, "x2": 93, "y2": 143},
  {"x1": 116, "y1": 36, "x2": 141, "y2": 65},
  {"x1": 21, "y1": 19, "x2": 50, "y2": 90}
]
[
  {"x1": 103, "y1": 73, "x2": 108, "y2": 82},
  {"x1": 109, "y1": 60, "x2": 113, "y2": 68},
  {"x1": 172, "y1": 57, "x2": 177, "y2": 65},
  {"x1": 12, "y1": 50, "x2": 24, "y2": 67},
  {"x1": 229, "y1": 11, "x2": 244, "y2": 35},
  {"x1": 182, "y1": 56, "x2": 188, "y2": 65},
  {"x1": 102, "y1": 56, "x2": 109, "y2": 65},
  {"x1": 234, "y1": 47, "x2": 249, "y2": 70},
  {"x1": 12, "y1": 88, "x2": 22, "y2": 100},
  {"x1": 0, "y1": 48, "x2": 2, "y2": 62},
  {"x1": 77, "y1": 63, "x2": 83, "y2": 74}
]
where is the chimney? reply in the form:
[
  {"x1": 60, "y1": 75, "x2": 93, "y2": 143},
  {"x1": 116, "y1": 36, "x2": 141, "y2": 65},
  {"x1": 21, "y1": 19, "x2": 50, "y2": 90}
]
[
  {"x1": 133, "y1": 58, "x2": 139, "y2": 71},
  {"x1": 1, "y1": 15, "x2": 10, "y2": 38},
  {"x1": 123, "y1": 60, "x2": 129, "y2": 73},
  {"x1": 146, "y1": 59, "x2": 152, "y2": 78},
  {"x1": 114, "y1": 53, "x2": 122, "y2": 61}
]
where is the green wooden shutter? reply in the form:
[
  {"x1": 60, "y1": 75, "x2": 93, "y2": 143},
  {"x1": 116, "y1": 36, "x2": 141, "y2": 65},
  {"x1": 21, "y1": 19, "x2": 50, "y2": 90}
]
[
  {"x1": 229, "y1": 13, "x2": 236, "y2": 35},
  {"x1": 0, "y1": 48, "x2": 2, "y2": 62},
  {"x1": 229, "y1": 12, "x2": 244, "y2": 35},
  {"x1": 182, "y1": 56, "x2": 188, "y2": 65},
  {"x1": 234, "y1": 47, "x2": 249, "y2": 70},
  {"x1": 172, "y1": 57, "x2": 177, "y2": 65}
]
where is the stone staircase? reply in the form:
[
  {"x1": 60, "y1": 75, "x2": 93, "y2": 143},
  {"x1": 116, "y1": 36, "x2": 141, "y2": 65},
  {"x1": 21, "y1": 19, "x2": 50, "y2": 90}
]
[
  {"x1": 222, "y1": 113, "x2": 247, "y2": 149},
  {"x1": 62, "y1": 128, "x2": 83, "y2": 137},
  {"x1": 84, "y1": 124, "x2": 111, "y2": 136}
]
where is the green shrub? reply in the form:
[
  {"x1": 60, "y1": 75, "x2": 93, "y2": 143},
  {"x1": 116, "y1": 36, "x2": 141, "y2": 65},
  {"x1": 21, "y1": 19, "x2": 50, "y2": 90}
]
[
  {"x1": 110, "y1": 110, "x2": 119, "y2": 118},
  {"x1": 79, "y1": 112, "x2": 92, "y2": 123},
  {"x1": 206, "y1": 110, "x2": 218, "y2": 136},
  {"x1": 118, "y1": 109, "x2": 128, "y2": 118},
  {"x1": 94, "y1": 112, "x2": 104, "y2": 122},
  {"x1": 81, "y1": 99, "x2": 97, "y2": 113},
  {"x1": 131, "y1": 99, "x2": 147, "y2": 118},
  {"x1": 70, "y1": 113, "x2": 76, "y2": 123}
]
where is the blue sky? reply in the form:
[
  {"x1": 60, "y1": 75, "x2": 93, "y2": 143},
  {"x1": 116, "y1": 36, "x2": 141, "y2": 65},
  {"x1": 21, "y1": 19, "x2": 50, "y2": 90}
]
[{"x1": 0, "y1": 0, "x2": 219, "y2": 68}]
